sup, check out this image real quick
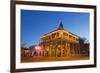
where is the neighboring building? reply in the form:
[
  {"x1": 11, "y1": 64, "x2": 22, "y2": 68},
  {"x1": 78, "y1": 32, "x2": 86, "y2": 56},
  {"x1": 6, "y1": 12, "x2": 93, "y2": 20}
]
[{"x1": 21, "y1": 47, "x2": 32, "y2": 57}]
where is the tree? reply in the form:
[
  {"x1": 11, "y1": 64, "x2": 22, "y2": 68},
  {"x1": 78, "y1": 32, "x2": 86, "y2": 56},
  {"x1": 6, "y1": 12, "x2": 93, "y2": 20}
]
[
  {"x1": 81, "y1": 37, "x2": 89, "y2": 44},
  {"x1": 21, "y1": 43, "x2": 28, "y2": 49}
]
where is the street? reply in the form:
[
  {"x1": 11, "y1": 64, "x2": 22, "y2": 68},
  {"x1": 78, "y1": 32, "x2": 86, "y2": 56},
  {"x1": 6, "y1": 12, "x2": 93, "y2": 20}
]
[{"x1": 21, "y1": 56, "x2": 89, "y2": 63}]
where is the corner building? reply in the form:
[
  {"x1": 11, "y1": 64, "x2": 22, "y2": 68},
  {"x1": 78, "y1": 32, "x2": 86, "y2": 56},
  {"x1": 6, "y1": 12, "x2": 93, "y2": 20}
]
[{"x1": 40, "y1": 21, "x2": 81, "y2": 57}]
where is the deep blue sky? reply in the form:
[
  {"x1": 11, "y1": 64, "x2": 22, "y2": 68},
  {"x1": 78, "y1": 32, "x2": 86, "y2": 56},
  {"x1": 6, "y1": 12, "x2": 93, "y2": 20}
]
[{"x1": 21, "y1": 10, "x2": 90, "y2": 47}]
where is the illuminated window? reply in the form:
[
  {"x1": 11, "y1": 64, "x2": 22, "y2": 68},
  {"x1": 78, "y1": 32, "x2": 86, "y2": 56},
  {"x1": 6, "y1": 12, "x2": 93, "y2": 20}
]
[
  {"x1": 57, "y1": 32, "x2": 59, "y2": 37},
  {"x1": 62, "y1": 41, "x2": 66, "y2": 45},
  {"x1": 48, "y1": 36, "x2": 50, "y2": 39},
  {"x1": 52, "y1": 33, "x2": 56, "y2": 38},
  {"x1": 52, "y1": 34, "x2": 54, "y2": 38},
  {"x1": 63, "y1": 32, "x2": 67, "y2": 36}
]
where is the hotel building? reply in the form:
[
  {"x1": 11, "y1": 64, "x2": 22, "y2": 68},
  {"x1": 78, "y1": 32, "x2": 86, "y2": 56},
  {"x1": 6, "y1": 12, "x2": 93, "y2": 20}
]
[{"x1": 39, "y1": 21, "x2": 84, "y2": 57}]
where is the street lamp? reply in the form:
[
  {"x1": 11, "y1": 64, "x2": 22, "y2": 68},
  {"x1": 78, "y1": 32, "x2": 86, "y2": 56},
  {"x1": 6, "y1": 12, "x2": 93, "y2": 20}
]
[{"x1": 35, "y1": 45, "x2": 41, "y2": 50}]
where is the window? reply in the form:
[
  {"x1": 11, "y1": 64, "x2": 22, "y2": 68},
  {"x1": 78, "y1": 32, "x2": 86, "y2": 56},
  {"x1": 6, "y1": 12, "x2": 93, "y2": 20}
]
[
  {"x1": 57, "y1": 32, "x2": 59, "y2": 37},
  {"x1": 52, "y1": 33, "x2": 56, "y2": 39}
]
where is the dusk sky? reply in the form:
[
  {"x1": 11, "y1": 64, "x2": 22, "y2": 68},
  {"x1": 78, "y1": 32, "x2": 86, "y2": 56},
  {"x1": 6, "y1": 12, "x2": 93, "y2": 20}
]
[{"x1": 21, "y1": 10, "x2": 90, "y2": 47}]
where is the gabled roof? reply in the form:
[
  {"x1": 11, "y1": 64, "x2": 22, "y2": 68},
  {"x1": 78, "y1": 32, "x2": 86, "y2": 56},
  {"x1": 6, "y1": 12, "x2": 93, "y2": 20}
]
[{"x1": 41, "y1": 21, "x2": 80, "y2": 39}]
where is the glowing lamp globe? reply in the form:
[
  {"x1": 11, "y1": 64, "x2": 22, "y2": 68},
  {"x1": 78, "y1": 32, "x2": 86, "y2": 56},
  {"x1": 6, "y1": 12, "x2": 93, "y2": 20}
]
[{"x1": 35, "y1": 45, "x2": 41, "y2": 50}]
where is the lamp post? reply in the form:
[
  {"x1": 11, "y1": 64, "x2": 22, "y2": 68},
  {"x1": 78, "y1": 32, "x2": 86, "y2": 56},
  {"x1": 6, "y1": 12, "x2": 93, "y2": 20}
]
[{"x1": 35, "y1": 45, "x2": 42, "y2": 57}]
